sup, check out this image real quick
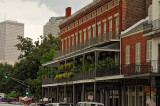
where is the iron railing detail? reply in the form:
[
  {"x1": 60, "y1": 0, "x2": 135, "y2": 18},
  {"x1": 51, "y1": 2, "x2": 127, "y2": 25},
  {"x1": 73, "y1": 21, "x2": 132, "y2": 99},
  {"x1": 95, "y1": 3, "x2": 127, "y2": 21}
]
[
  {"x1": 96, "y1": 65, "x2": 120, "y2": 77},
  {"x1": 43, "y1": 61, "x2": 160, "y2": 85}
]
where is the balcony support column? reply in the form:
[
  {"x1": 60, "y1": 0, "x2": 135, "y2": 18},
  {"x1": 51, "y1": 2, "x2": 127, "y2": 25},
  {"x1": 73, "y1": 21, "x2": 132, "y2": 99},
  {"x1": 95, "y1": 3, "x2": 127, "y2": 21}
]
[
  {"x1": 48, "y1": 66, "x2": 49, "y2": 78},
  {"x1": 103, "y1": 81, "x2": 106, "y2": 105},
  {"x1": 95, "y1": 51, "x2": 100, "y2": 76},
  {"x1": 64, "y1": 85, "x2": 66, "y2": 102},
  {"x1": 118, "y1": 81, "x2": 122, "y2": 106},
  {"x1": 94, "y1": 82, "x2": 96, "y2": 102},
  {"x1": 57, "y1": 86, "x2": 59, "y2": 102},
  {"x1": 83, "y1": 54, "x2": 85, "y2": 72},
  {"x1": 73, "y1": 84, "x2": 75, "y2": 105},
  {"x1": 82, "y1": 83, "x2": 85, "y2": 101},
  {"x1": 42, "y1": 87, "x2": 44, "y2": 102},
  {"x1": 73, "y1": 57, "x2": 75, "y2": 66},
  {"x1": 65, "y1": 60, "x2": 66, "y2": 68},
  {"x1": 48, "y1": 87, "x2": 49, "y2": 102}
]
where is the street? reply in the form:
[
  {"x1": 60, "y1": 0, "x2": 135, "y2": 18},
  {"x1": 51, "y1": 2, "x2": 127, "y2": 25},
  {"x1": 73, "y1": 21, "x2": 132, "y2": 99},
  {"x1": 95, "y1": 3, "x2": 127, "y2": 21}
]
[{"x1": 0, "y1": 103, "x2": 24, "y2": 106}]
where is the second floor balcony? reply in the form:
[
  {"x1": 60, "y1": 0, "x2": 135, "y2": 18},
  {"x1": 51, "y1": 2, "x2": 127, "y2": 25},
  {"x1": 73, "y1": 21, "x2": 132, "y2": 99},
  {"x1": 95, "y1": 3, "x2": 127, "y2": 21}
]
[{"x1": 42, "y1": 61, "x2": 159, "y2": 85}]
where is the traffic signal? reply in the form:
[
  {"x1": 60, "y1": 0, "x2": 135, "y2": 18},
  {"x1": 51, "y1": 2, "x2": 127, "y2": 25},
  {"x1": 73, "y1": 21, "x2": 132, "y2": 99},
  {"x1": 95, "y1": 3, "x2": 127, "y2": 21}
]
[
  {"x1": 5, "y1": 72, "x2": 8, "y2": 79},
  {"x1": 26, "y1": 88, "x2": 29, "y2": 95}
]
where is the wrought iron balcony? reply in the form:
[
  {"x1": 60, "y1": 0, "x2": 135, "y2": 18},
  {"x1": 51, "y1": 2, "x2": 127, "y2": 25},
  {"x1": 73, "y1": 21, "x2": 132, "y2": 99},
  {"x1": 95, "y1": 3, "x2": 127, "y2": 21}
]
[
  {"x1": 96, "y1": 65, "x2": 120, "y2": 77},
  {"x1": 43, "y1": 71, "x2": 95, "y2": 85},
  {"x1": 143, "y1": 18, "x2": 160, "y2": 34},
  {"x1": 121, "y1": 61, "x2": 160, "y2": 75},
  {"x1": 54, "y1": 31, "x2": 120, "y2": 60}
]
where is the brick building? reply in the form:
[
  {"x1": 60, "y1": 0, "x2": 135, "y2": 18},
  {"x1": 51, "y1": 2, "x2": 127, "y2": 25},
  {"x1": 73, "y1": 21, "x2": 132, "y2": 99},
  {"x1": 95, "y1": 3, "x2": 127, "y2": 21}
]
[{"x1": 41, "y1": 0, "x2": 155, "y2": 106}]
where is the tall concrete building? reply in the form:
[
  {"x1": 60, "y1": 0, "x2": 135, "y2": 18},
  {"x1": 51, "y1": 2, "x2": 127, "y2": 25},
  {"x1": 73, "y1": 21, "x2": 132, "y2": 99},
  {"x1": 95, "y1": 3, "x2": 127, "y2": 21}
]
[
  {"x1": 43, "y1": 16, "x2": 65, "y2": 38},
  {"x1": 0, "y1": 20, "x2": 24, "y2": 64}
]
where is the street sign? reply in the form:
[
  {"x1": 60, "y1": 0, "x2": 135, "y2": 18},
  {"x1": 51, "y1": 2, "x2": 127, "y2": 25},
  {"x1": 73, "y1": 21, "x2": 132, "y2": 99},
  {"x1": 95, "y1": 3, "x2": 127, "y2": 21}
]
[{"x1": 144, "y1": 86, "x2": 157, "y2": 92}]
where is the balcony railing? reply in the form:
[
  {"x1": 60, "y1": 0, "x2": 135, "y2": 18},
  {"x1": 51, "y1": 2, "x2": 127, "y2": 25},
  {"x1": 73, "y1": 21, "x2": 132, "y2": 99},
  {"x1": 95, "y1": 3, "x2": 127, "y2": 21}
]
[
  {"x1": 121, "y1": 61, "x2": 160, "y2": 75},
  {"x1": 54, "y1": 31, "x2": 119, "y2": 59},
  {"x1": 43, "y1": 62, "x2": 160, "y2": 85},
  {"x1": 96, "y1": 65, "x2": 120, "y2": 77},
  {"x1": 143, "y1": 18, "x2": 160, "y2": 34}
]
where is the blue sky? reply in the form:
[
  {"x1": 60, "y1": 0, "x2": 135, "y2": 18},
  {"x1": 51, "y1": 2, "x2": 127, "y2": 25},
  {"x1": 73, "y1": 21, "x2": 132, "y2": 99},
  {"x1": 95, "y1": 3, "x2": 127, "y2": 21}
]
[{"x1": 0, "y1": 0, "x2": 92, "y2": 41}]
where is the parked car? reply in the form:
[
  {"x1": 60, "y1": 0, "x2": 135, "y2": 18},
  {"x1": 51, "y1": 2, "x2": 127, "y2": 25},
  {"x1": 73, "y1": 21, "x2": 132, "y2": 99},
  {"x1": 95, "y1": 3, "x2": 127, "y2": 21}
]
[
  {"x1": 29, "y1": 103, "x2": 46, "y2": 106},
  {"x1": 48, "y1": 102, "x2": 73, "y2": 106},
  {"x1": 77, "y1": 102, "x2": 104, "y2": 106}
]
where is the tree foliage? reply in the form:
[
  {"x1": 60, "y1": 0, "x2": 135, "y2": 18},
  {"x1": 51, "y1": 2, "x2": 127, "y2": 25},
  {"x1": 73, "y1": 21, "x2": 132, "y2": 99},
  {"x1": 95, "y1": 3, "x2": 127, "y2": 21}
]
[{"x1": 0, "y1": 34, "x2": 60, "y2": 99}]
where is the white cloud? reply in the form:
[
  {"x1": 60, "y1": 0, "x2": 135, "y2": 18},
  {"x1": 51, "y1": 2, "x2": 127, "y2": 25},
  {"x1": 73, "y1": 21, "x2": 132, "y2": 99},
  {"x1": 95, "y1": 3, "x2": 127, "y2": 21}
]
[{"x1": 0, "y1": 0, "x2": 58, "y2": 41}]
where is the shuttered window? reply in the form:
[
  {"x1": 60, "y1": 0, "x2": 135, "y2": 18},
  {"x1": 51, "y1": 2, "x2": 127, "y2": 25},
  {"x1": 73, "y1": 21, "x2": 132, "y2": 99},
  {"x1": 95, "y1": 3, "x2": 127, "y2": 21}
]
[
  {"x1": 146, "y1": 40, "x2": 152, "y2": 61},
  {"x1": 135, "y1": 43, "x2": 141, "y2": 63},
  {"x1": 126, "y1": 45, "x2": 130, "y2": 64}
]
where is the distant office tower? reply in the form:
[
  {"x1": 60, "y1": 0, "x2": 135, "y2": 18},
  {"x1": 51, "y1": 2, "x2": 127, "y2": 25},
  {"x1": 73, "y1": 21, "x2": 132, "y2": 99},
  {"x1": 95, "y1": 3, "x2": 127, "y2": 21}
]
[
  {"x1": 43, "y1": 16, "x2": 65, "y2": 37},
  {"x1": 0, "y1": 20, "x2": 24, "y2": 64}
]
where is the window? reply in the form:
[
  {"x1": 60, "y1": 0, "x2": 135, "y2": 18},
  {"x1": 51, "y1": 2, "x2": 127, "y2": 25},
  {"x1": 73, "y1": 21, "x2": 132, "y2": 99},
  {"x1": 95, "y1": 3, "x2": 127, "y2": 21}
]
[
  {"x1": 102, "y1": 4, "x2": 107, "y2": 12},
  {"x1": 83, "y1": 16, "x2": 86, "y2": 23},
  {"x1": 84, "y1": 30, "x2": 86, "y2": 41},
  {"x1": 88, "y1": 13, "x2": 91, "y2": 20},
  {"x1": 92, "y1": 25, "x2": 96, "y2": 38},
  {"x1": 79, "y1": 18, "x2": 82, "y2": 24},
  {"x1": 79, "y1": 31, "x2": 82, "y2": 43},
  {"x1": 135, "y1": 43, "x2": 141, "y2": 64},
  {"x1": 136, "y1": 43, "x2": 141, "y2": 72},
  {"x1": 114, "y1": 0, "x2": 119, "y2": 5},
  {"x1": 97, "y1": 7, "x2": 101, "y2": 15},
  {"x1": 88, "y1": 27, "x2": 91, "y2": 39},
  {"x1": 115, "y1": 15, "x2": 119, "y2": 38},
  {"x1": 72, "y1": 35, "x2": 74, "y2": 46},
  {"x1": 139, "y1": 96, "x2": 142, "y2": 106},
  {"x1": 132, "y1": 96, "x2": 135, "y2": 106},
  {"x1": 108, "y1": 1, "x2": 112, "y2": 9},
  {"x1": 146, "y1": 40, "x2": 152, "y2": 61},
  {"x1": 68, "y1": 37, "x2": 70, "y2": 48},
  {"x1": 75, "y1": 21, "x2": 78, "y2": 27},
  {"x1": 65, "y1": 38, "x2": 67, "y2": 49},
  {"x1": 103, "y1": 21, "x2": 106, "y2": 33},
  {"x1": 126, "y1": 45, "x2": 130, "y2": 64},
  {"x1": 98, "y1": 23, "x2": 101, "y2": 36},
  {"x1": 72, "y1": 23, "x2": 74, "y2": 28},
  {"x1": 109, "y1": 18, "x2": 112, "y2": 39},
  {"x1": 92, "y1": 11, "x2": 96, "y2": 17},
  {"x1": 76, "y1": 33, "x2": 78, "y2": 44},
  {"x1": 61, "y1": 40, "x2": 64, "y2": 50}
]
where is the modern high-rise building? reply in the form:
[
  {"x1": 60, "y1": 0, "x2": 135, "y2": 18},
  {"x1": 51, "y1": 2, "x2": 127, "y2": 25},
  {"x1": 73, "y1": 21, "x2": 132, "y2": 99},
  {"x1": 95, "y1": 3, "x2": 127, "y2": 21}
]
[
  {"x1": 43, "y1": 16, "x2": 65, "y2": 38},
  {"x1": 0, "y1": 20, "x2": 24, "y2": 64}
]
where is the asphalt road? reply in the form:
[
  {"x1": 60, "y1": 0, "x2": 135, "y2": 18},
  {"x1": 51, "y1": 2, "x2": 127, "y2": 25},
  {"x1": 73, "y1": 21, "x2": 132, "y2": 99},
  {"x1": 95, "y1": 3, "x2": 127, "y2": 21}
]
[{"x1": 0, "y1": 103, "x2": 24, "y2": 106}]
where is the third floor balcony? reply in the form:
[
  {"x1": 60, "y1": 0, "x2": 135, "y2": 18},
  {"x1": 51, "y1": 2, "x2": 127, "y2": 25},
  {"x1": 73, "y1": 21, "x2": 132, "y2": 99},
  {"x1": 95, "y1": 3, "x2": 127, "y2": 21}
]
[{"x1": 54, "y1": 31, "x2": 119, "y2": 60}]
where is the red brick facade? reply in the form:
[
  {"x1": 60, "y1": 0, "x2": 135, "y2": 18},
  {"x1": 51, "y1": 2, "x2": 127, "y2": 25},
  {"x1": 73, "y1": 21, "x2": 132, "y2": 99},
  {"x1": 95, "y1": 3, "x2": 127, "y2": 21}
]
[
  {"x1": 121, "y1": 0, "x2": 152, "y2": 31},
  {"x1": 121, "y1": 31, "x2": 151, "y2": 73},
  {"x1": 59, "y1": 0, "x2": 152, "y2": 52}
]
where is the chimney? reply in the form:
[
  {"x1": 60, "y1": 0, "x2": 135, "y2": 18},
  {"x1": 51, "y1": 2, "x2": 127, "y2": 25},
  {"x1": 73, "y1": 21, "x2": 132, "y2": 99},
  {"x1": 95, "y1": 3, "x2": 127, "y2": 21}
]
[{"x1": 66, "y1": 7, "x2": 71, "y2": 18}]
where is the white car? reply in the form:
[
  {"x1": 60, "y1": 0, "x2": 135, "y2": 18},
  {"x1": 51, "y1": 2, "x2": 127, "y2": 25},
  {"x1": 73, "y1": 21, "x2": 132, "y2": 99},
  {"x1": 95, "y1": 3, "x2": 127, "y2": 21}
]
[
  {"x1": 48, "y1": 103, "x2": 73, "y2": 106},
  {"x1": 77, "y1": 102, "x2": 104, "y2": 106}
]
